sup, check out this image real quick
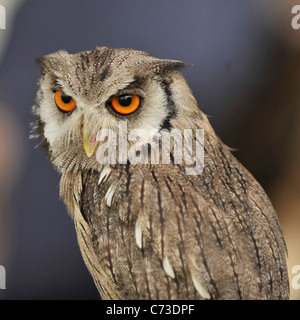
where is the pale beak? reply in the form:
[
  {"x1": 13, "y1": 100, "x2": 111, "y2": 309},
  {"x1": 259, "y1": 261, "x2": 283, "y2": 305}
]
[{"x1": 82, "y1": 118, "x2": 99, "y2": 158}]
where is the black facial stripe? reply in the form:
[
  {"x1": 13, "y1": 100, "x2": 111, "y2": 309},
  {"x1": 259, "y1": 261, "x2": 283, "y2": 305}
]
[{"x1": 159, "y1": 78, "x2": 177, "y2": 131}]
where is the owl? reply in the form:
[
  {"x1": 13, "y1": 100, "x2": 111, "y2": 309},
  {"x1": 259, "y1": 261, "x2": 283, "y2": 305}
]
[{"x1": 31, "y1": 47, "x2": 289, "y2": 300}]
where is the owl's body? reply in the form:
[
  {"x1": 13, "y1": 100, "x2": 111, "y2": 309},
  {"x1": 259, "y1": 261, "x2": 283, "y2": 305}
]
[{"x1": 32, "y1": 47, "x2": 289, "y2": 299}]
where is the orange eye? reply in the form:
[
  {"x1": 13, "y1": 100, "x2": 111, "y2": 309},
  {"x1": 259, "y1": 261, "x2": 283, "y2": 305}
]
[
  {"x1": 55, "y1": 90, "x2": 76, "y2": 113},
  {"x1": 111, "y1": 94, "x2": 141, "y2": 115}
]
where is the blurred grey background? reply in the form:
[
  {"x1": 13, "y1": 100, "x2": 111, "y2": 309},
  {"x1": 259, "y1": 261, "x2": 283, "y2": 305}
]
[{"x1": 0, "y1": 0, "x2": 299, "y2": 299}]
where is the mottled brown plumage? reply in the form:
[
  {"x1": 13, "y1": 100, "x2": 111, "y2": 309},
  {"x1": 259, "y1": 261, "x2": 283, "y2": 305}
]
[{"x1": 32, "y1": 47, "x2": 289, "y2": 299}]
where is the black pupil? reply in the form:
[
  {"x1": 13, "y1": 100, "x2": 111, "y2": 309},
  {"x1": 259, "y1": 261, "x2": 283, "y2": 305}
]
[
  {"x1": 118, "y1": 95, "x2": 132, "y2": 107},
  {"x1": 61, "y1": 92, "x2": 72, "y2": 104}
]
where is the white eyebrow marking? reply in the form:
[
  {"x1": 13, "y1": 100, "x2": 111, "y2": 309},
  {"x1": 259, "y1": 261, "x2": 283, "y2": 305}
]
[
  {"x1": 192, "y1": 275, "x2": 211, "y2": 299},
  {"x1": 163, "y1": 256, "x2": 175, "y2": 279},
  {"x1": 98, "y1": 165, "x2": 112, "y2": 185},
  {"x1": 135, "y1": 220, "x2": 143, "y2": 249},
  {"x1": 105, "y1": 184, "x2": 116, "y2": 207}
]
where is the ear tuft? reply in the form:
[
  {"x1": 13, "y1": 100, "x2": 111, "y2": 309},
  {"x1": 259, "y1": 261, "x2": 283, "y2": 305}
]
[
  {"x1": 146, "y1": 58, "x2": 191, "y2": 76},
  {"x1": 160, "y1": 60, "x2": 191, "y2": 71},
  {"x1": 35, "y1": 50, "x2": 69, "y2": 75}
]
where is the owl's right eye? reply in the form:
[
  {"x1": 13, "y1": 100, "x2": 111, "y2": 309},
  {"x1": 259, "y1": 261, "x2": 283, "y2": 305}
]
[{"x1": 55, "y1": 90, "x2": 77, "y2": 113}]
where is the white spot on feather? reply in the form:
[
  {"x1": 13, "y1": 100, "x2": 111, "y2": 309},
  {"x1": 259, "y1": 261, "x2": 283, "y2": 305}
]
[
  {"x1": 135, "y1": 220, "x2": 143, "y2": 249},
  {"x1": 192, "y1": 275, "x2": 211, "y2": 299},
  {"x1": 98, "y1": 166, "x2": 112, "y2": 185},
  {"x1": 163, "y1": 256, "x2": 175, "y2": 279},
  {"x1": 105, "y1": 184, "x2": 116, "y2": 207}
]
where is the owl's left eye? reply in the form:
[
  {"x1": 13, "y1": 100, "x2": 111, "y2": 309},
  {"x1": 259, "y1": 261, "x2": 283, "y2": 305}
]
[
  {"x1": 55, "y1": 90, "x2": 77, "y2": 113},
  {"x1": 110, "y1": 94, "x2": 141, "y2": 115}
]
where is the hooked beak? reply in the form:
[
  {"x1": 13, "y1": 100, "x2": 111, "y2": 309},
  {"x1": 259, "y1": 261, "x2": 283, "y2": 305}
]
[{"x1": 82, "y1": 118, "x2": 99, "y2": 158}]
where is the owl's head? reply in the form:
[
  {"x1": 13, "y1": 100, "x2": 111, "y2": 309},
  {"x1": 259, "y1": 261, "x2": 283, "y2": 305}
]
[{"x1": 32, "y1": 47, "x2": 206, "y2": 173}]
